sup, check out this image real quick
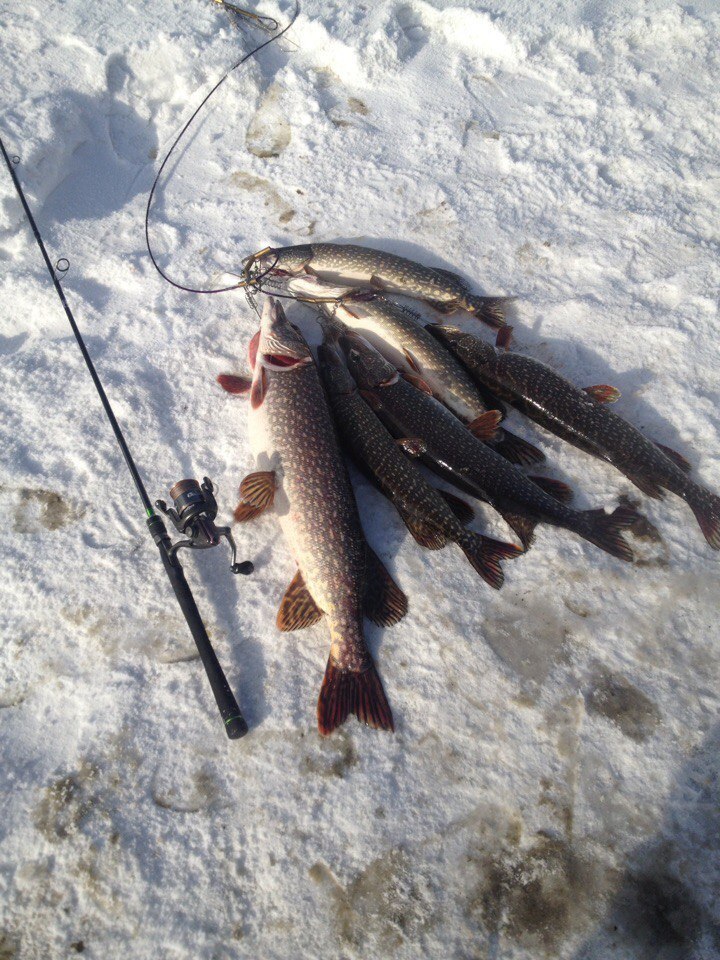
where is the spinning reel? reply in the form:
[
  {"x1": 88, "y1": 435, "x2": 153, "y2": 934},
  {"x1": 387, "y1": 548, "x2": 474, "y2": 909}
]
[{"x1": 155, "y1": 477, "x2": 254, "y2": 575}]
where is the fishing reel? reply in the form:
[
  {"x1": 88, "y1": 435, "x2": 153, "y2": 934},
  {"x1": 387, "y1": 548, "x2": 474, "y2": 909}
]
[{"x1": 155, "y1": 478, "x2": 253, "y2": 575}]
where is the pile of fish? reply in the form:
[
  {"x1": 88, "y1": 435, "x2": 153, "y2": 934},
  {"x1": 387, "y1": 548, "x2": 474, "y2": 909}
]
[{"x1": 218, "y1": 243, "x2": 720, "y2": 737}]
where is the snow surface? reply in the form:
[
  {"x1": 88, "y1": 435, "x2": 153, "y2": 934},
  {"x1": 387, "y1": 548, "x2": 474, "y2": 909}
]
[{"x1": 1, "y1": 0, "x2": 719, "y2": 957}]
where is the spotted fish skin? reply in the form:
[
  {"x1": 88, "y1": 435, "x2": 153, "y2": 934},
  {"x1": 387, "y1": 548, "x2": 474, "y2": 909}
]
[
  {"x1": 432, "y1": 326, "x2": 720, "y2": 549},
  {"x1": 248, "y1": 299, "x2": 402, "y2": 733},
  {"x1": 342, "y1": 334, "x2": 638, "y2": 561},
  {"x1": 254, "y1": 242, "x2": 508, "y2": 327},
  {"x1": 317, "y1": 337, "x2": 521, "y2": 587}
]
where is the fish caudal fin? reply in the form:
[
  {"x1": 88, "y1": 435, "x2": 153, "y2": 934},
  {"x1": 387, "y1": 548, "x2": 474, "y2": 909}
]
[
  {"x1": 317, "y1": 659, "x2": 394, "y2": 736},
  {"x1": 462, "y1": 295, "x2": 512, "y2": 329},
  {"x1": 582, "y1": 506, "x2": 639, "y2": 562},
  {"x1": 493, "y1": 429, "x2": 546, "y2": 466},
  {"x1": 687, "y1": 487, "x2": 720, "y2": 549},
  {"x1": 459, "y1": 533, "x2": 523, "y2": 589}
]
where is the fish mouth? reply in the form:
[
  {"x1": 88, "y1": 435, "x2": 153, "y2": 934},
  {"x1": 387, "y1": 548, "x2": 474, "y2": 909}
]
[{"x1": 257, "y1": 297, "x2": 313, "y2": 368}]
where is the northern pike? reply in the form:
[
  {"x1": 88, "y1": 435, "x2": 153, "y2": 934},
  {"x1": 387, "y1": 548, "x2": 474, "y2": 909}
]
[
  {"x1": 317, "y1": 334, "x2": 522, "y2": 587},
  {"x1": 224, "y1": 298, "x2": 408, "y2": 735},
  {"x1": 341, "y1": 332, "x2": 639, "y2": 561},
  {"x1": 315, "y1": 292, "x2": 544, "y2": 466},
  {"x1": 430, "y1": 325, "x2": 720, "y2": 550},
  {"x1": 246, "y1": 242, "x2": 510, "y2": 328}
]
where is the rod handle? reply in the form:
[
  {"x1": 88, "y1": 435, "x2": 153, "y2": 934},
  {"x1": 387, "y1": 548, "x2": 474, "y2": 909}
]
[{"x1": 149, "y1": 517, "x2": 248, "y2": 739}]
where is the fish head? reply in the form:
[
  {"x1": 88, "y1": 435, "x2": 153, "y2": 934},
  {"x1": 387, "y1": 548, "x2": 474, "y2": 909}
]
[
  {"x1": 341, "y1": 330, "x2": 398, "y2": 391},
  {"x1": 248, "y1": 244, "x2": 314, "y2": 280},
  {"x1": 427, "y1": 324, "x2": 495, "y2": 365},
  {"x1": 317, "y1": 329, "x2": 357, "y2": 396},
  {"x1": 257, "y1": 297, "x2": 314, "y2": 372}
]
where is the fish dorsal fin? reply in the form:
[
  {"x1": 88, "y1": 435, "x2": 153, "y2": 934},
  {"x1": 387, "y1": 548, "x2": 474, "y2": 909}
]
[
  {"x1": 217, "y1": 374, "x2": 252, "y2": 395},
  {"x1": 500, "y1": 512, "x2": 536, "y2": 551},
  {"x1": 364, "y1": 547, "x2": 408, "y2": 627},
  {"x1": 495, "y1": 327, "x2": 513, "y2": 350},
  {"x1": 396, "y1": 437, "x2": 427, "y2": 457},
  {"x1": 654, "y1": 442, "x2": 692, "y2": 474},
  {"x1": 425, "y1": 297, "x2": 460, "y2": 314},
  {"x1": 250, "y1": 366, "x2": 268, "y2": 409},
  {"x1": 396, "y1": 507, "x2": 448, "y2": 550},
  {"x1": 239, "y1": 470, "x2": 276, "y2": 510},
  {"x1": 583, "y1": 384, "x2": 621, "y2": 403},
  {"x1": 277, "y1": 569, "x2": 324, "y2": 632},
  {"x1": 400, "y1": 370, "x2": 433, "y2": 395},
  {"x1": 467, "y1": 410, "x2": 503, "y2": 441}
]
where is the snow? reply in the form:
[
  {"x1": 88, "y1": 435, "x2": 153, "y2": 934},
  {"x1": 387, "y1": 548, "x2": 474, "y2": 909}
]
[{"x1": 1, "y1": 0, "x2": 719, "y2": 957}]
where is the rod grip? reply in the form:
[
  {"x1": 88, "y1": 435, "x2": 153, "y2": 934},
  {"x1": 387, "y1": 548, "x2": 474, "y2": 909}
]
[{"x1": 149, "y1": 517, "x2": 248, "y2": 739}]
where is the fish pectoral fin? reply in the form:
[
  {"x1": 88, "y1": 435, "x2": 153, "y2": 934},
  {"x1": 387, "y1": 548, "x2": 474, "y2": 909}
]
[
  {"x1": 276, "y1": 569, "x2": 325, "y2": 632},
  {"x1": 369, "y1": 274, "x2": 388, "y2": 291},
  {"x1": 400, "y1": 370, "x2": 434, "y2": 395},
  {"x1": 239, "y1": 470, "x2": 276, "y2": 510},
  {"x1": 217, "y1": 373, "x2": 252, "y2": 395},
  {"x1": 627, "y1": 473, "x2": 666, "y2": 500},
  {"x1": 438, "y1": 490, "x2": 474, "y2": 525},
  {"x1": 467, "y1": 410, "x2": 503, "y2": 441},
  {"x1": 396, "y1": 437, "x2": 427, "y2": 457},
  {"x1": 396, "y1": 507, "x2": 448, "y2": 550},
  {"x1": 495, "y1": 326, "x2": 514, "y2": 351},
  {"x1": 402, "y1": 347, "x2": 422, "y2": 373},
  {"x1": 583, "y1": 384, "x2": 621, "y2": 403},
  {"x1": 364, "y1": 546, "x2": 408, "y2": 627},
  {"x1": 250, "y1": 366, "x2": 268, "y2": 409},
  {"x1": 301, "y1": 261, "x2": 318, "y2": 276},
  {"x1": 528, "y1": 475, "x2": 574, "y2": 504},
  {"x1": 654, "y1": 442, "x2": 692, "y2": 474},
  {"x1": 359, "y1": 389, "x2": 384, "y2": 411},
  {"x1": 233, "y1": 500, "x2": 265, "y2": 523}
]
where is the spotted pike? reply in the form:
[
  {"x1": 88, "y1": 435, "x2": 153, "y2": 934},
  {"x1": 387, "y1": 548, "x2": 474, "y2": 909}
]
[
  {"x1": 313, "y1": 292, "x2": 544, "y2": 466},
  {"x1": 430, "y1": 325, "x2": 720, "y2": 550},
  {"x1": 342, "y1": 333, "x2": 639, "y2": 561},
  {"x1": 248, "y1": 242, "x2": 510, "y2": 328},
  {"x1": 228, "y1": 298, "x2": 408, "y2": 735},
  {"x1": 317, "y1": 334, "x2": 522, "y2": 587}
]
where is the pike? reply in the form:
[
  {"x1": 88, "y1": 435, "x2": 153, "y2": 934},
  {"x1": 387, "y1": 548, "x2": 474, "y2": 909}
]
[
  {"x1": 317, "y1": 333, "x2": 522, "y2": 588},
  {"x1": 245, "y1": 242, "x2": 511, "y2": 328},
  {"x1": 224, "y1": 299, "x2": 408, "y2": 735},
  {"x1": 431, "y1": 325, "x2": 720, "y2": 550},
  {"x1": 311, "y1": 290, "x2": 544, "y2": 466},
  {"x1": 342, "y1": 333, "x2": 639, "y2": 561}
]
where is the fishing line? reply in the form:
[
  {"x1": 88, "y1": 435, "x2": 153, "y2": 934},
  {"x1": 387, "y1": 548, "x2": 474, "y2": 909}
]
[{"x1": 144, "y1": 0, "x2": 300, "y2": 295}]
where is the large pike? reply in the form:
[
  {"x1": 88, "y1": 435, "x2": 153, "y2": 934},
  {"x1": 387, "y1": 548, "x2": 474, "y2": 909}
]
[
  {"x1": 229, "y1": 299, "x2": 407, "y2": 735},
  {"x1": 247, "y1": 242, "x2": 510, "y2": 328},
  {"x1": 431, "y1": 325, "x2": 720, "y2": 550},
  {"x1": 317, "y1": 333, "x2": 522, "y2": 588},
  {"x1": 342, "y1": 333, "x2": 639, "y2": 561}
]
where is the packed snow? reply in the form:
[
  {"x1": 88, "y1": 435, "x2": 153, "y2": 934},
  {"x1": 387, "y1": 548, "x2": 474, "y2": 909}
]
[{"x1": 1, "y1": 0, "x2": 719, "y2": 957}]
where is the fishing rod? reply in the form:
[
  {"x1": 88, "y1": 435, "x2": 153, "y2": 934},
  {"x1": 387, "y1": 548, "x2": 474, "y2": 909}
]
[{"x1": 1, "y1": 136, "x2": 254, "y2": 740}]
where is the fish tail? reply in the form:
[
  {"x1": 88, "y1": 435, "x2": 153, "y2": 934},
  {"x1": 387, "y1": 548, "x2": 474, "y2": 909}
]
[
  {"x1": 462, "y1": 295, "x2": 512, "y2": 329},
  {"x1": 458, "y1": 532, "x2": 523, "y2": 589},
  {"x1": 317, "y1": 659, "x2": 394, "y2": 736},
  {"x1": 581, "y1": 506, "x2": 639, "y2": 562},
  {"x1": 686, "y1": 485, "x2": 720, "y2": 549}
]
